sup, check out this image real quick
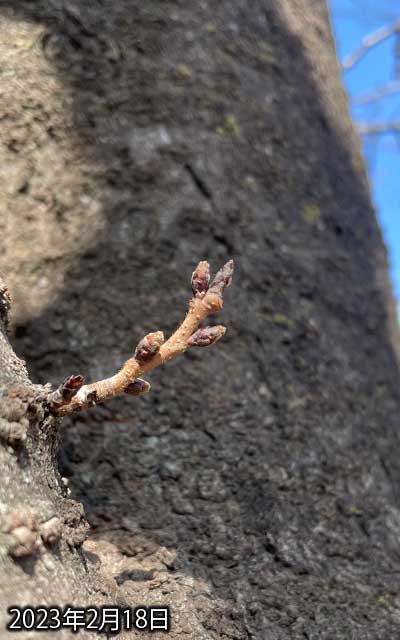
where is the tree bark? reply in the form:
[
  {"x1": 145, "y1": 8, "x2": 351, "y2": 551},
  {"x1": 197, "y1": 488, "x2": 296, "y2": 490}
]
[
  {"x1": 1, "y1": 1, "x2": 400, "y2": 638},
  {"x1": 0, "y1": 280, "x2": 110, "y2": 638}
]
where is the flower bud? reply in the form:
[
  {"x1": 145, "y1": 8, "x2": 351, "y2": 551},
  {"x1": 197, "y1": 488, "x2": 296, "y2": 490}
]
[
  {"x1": 135, "y1": 331, "x2": 164, "y2": 363},
  {"x1": 124, "y1": 378, "x2": 151, "y2": 396},
  {"x1": 49, "y1": 374, "x2": 85, "y2": 407},
  {"x1": 62, "y1": 375, "x2": 85, "y2": 400},
  {"x1": 191, "y1": 261, "x2": 210, "y2": 297},
  {"x1": 187, "y1": 325, "x2": 226, "y2": 347},
  {"x1": 209, "y1": 259, "x2": 234, "y2": 296}
]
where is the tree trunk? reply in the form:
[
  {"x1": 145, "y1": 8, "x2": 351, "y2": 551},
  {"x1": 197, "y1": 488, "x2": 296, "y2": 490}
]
[{"x1": 1, "y1": 1, "x2": 400, "y2": 638}]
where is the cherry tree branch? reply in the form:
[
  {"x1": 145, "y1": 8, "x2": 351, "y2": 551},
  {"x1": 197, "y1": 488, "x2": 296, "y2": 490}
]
[
  {"x1": 47, "y1": 260, "x2": 234, "y2": 416},
  {"x1": 342, "y1": 20, "x2": 400, "y2": 72}
]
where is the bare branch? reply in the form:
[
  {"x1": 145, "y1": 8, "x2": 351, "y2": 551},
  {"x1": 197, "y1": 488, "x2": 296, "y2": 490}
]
[
  {"x1": 357, "y1": 121, "x2": 400, "y2": 136},
  {"x1": 353, "y1": 81, "x2": 400, "y2": 105},
  {"x1": 50, "y1": 260, "x2": 234, "y2": 416},
  {"x1": 342, "y1": 20, "x2": 400, "y2": 72}
]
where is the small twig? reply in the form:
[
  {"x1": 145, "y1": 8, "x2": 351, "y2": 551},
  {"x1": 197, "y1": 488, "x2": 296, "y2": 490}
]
[
  {"x1": 356, "y1": 121, "x2": 400, "y2": 136},
  {"x1": 49, "y1": 260, "x2": 234, "y2": 416},
  {"x1": 353, "y1": 81, "x2": 400, "y2": 106},
  {"x1": 342, "y1": 20, "x2": 400, "y2": 72}
]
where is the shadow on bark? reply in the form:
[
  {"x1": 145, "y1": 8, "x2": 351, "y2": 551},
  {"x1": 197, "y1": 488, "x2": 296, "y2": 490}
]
[{"x1": 3, "y1": 0, "x2": 400, "y2": 635}]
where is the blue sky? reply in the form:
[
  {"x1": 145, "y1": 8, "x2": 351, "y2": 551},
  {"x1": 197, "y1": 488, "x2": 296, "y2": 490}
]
[{"x1": 329, "y1": 1, "x2": 400, "y2": 299}]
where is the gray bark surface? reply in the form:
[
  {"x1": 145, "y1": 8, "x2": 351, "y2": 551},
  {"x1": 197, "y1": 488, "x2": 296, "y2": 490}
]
[{"x1": 1, "y1": 1, "x2": 400, "y2": 638}]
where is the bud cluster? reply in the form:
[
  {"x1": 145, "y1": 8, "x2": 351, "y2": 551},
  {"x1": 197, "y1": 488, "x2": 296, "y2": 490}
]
[{"x1": 49, "y1": 258, "x2": 234, "y2": 415}]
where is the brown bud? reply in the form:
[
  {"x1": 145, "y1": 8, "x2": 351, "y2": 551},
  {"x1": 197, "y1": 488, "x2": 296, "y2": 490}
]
[
  {"x1": 61, "y1": 375, "x2": 85, "y2": 401},
  {"x1": 49, "y1": 374, "x2": 85, "y2": 408},
  {"x1": 187, "y1": 325, "x2": 226, "y2": 347},
  {"x1": 209, "y1": 259, "x2": 234, "y2": 296},
  {"x1": 191, "y1": 261, "x2": 210, "y2": 297},
  {"x1": 124, "y1": 379, "x2": 151, "y2": 396},
  {"x1": 135, "y1": 331, "x2": 164, "y2": 363}
]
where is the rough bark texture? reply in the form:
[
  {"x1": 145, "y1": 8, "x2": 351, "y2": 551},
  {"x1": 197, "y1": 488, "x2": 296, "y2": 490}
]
[{"x1": 2, "y1": 1, "x2": 400, "y2": 638}]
